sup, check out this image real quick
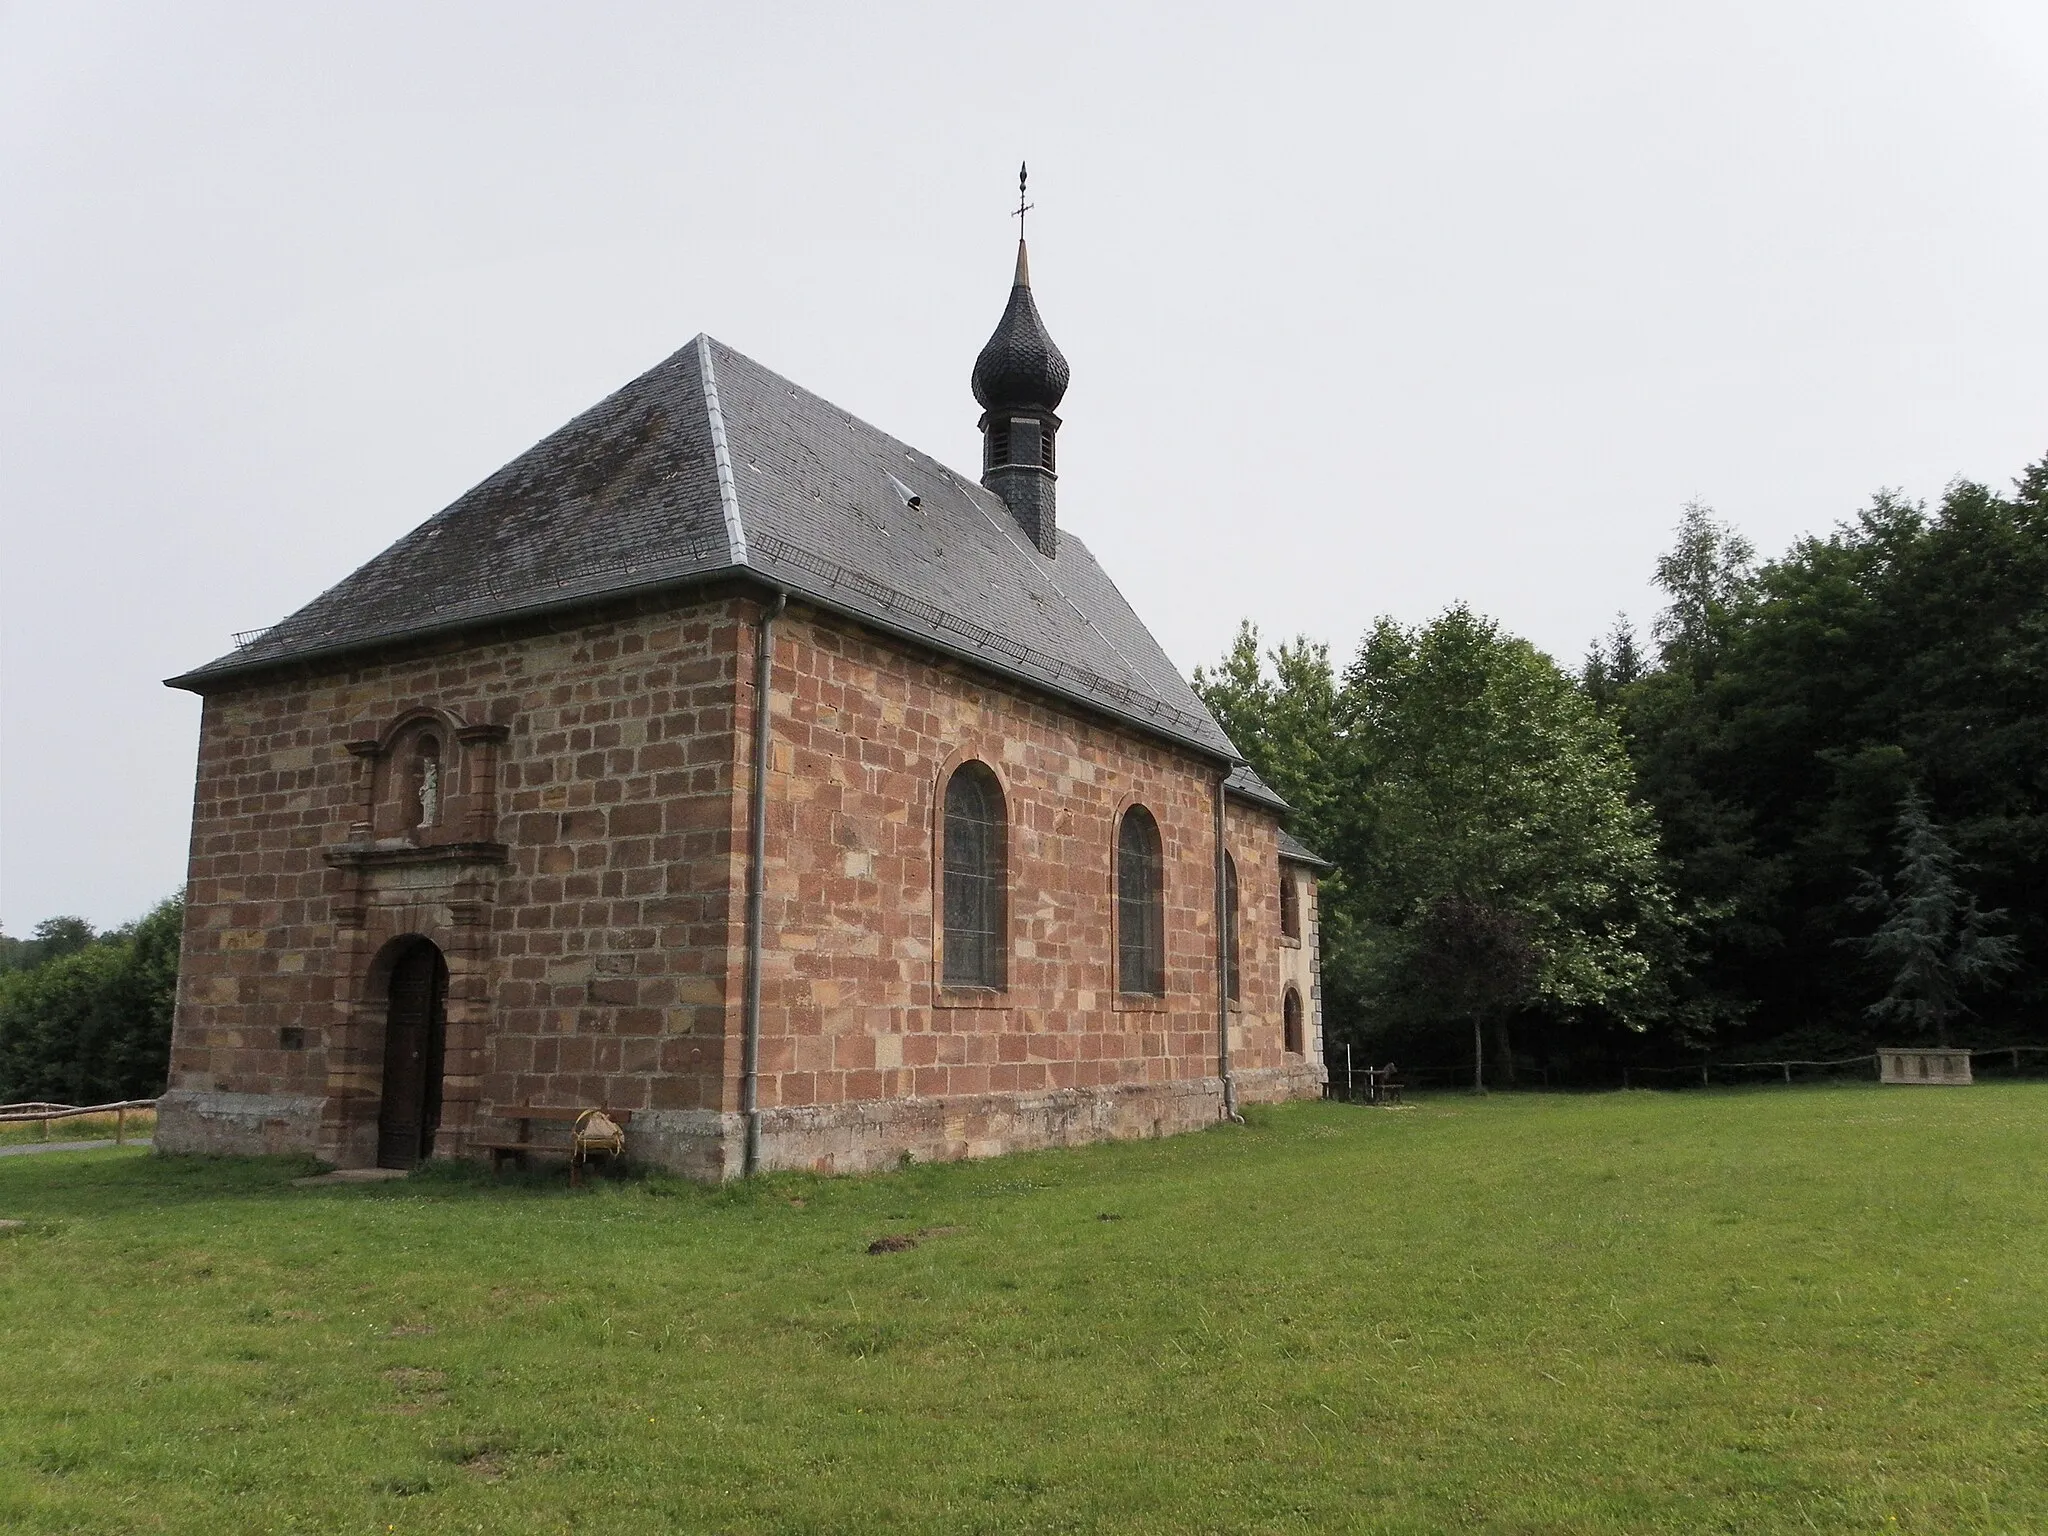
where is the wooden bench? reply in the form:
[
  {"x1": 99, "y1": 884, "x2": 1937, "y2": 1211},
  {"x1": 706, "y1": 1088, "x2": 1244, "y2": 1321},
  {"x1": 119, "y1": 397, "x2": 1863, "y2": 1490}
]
[{"x1": 477, "y1": 1105, "x2": 634, "y2": 1186}]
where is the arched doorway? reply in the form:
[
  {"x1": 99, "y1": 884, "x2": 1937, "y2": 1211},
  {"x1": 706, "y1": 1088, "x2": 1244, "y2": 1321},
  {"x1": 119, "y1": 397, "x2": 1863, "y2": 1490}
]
[{"x1": 377, "y1": 939, "x2": 448, "y2": 1169}]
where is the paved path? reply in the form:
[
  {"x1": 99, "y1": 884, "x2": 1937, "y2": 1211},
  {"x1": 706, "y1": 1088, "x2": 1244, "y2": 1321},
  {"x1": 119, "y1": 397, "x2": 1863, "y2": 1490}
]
[{"x1": 0, "y1": 1139, "x2": 151, "y2": 1158}]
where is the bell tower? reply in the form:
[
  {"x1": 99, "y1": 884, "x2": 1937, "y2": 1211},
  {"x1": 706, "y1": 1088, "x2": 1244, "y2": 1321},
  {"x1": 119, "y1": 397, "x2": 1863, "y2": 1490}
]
[{"x1": 971, "y1": 164, "x2": 1070, "y2": 558}]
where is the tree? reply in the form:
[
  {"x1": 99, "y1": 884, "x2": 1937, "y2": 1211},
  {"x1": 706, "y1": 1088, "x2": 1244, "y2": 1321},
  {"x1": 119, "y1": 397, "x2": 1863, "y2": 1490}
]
[
  {"x1": 1580, "y1": 613, "x2": 1645, "y2": 715},
  {"x1": 1406, "y1": 896, "x2": 1538, "y2": 1090},
  {"x1": 1193, "y1": 621, "x2": 1341, "y2": 853},
  {"x1": 1845, "y1": 793, "x2": 2018, "y2": 1046},
  {"x1": 0, "y1": 916, "x2": 97, "y2": 975},
  {"x1": 1340, "y1": 607, "x2": 1679, "y2": 1070},
  {"x1": 0, "y1": 894, "x2": 181, "y2": 1104},
  {"x1": 1652, "y1": 502, "x2": 1755, "y2": 676},
  {"x1": 1612, "y1": 459, "x2": 2048, "y2": 1052}
]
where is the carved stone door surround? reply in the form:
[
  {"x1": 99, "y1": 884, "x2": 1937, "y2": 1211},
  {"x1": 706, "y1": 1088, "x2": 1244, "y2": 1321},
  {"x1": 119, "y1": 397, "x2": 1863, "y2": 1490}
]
[{"x1": 319, "y1": 705, "x2": 512, "y2": 1167}]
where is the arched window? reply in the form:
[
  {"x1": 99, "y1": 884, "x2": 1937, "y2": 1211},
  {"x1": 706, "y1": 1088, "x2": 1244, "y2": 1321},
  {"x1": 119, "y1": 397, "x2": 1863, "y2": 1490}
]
[
  {"x1": 942, "y1": 763, "x2": 1007, "y2": 990},
  {"x1": 1283, "y1": 986, "x2": 1304, "y2": 1055},
  {"x1": 1279, "y1": 868, "x2": 1300, "y2": 940},
  {"x1": 1117, "y1": 805, "x2": 1166, "y2": 996},
  {"x1": 1224, "y1": 851, "x2": 1240, "y2": 1003}
]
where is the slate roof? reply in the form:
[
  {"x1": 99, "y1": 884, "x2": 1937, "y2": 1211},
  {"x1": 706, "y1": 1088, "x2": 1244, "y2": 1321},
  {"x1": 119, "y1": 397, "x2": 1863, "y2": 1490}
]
[
  {"x1": 973, "y1": 241, "x2": 1070, "y2": 413},
  {"x1": 1277, "y1": 827, "x2": 1332, "y2": 869},
  {"x1": 169, "y1": 336, "x2": 1243, "y2": 764},
  {"x1": 1223, "y1": 762, "x2": 1289, "y2": 813}
]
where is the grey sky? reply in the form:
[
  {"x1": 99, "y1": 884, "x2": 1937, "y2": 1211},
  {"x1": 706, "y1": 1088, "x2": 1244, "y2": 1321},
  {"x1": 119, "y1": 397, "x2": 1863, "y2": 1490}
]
[{"x1": 4, "y1": 1, "x2": 2046, "y2": 933}]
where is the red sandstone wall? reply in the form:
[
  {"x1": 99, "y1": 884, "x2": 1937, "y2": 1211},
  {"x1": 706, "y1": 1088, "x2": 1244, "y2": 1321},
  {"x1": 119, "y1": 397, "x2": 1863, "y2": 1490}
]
[
  {"x1": 741, "y1": 605, "x2": 1309, "y2": 1118},
  {"x1": 164, "y1": 586, "x2": 1316, "y2": 1172},
  {"x1": 1221, "y1": 805, "x2": 1297, "y2": 1090},
  {"x1": 166, "y1": 598, "x2": 747, "y2": 1158}
]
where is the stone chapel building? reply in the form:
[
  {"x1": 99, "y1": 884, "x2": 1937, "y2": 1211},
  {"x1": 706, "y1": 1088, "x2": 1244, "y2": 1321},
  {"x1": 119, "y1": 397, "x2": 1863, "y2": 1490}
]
[{"x1": 155, "y1": 231, "x2": 1329, "y2": 1178}]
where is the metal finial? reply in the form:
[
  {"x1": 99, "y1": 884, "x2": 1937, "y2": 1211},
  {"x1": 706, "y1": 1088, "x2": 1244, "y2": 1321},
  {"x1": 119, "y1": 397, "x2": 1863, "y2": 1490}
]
[{"x1": 1013, "y1": 161, "x2": 1033, "y2": 237}]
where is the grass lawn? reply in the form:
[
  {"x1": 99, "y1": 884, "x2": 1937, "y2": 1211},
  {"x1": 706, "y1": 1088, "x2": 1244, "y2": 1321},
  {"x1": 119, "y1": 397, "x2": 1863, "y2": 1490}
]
[{"x1": 2, "y1": 1087, "x2": 2045, "y2": 1534}]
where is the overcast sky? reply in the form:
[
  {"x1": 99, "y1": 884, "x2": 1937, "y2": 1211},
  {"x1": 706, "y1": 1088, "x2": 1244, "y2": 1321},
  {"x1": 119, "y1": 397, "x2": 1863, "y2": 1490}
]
[{"x1": 4, "y1": 0, "x2": 2047, "y2": 934}]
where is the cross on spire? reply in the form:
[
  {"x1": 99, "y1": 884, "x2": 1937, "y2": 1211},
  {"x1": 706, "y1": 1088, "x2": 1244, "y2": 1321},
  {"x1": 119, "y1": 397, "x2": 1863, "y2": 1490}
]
[{"x1": 1013, "y1": 161, "x2": 1033, "y2": 238}]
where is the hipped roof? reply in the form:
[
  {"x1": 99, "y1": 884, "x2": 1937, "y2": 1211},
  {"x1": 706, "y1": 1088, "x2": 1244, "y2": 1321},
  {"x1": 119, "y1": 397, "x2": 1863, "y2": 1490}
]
[{"x1": 171, "y1": 336, "x2": 1247, "y2": 768}]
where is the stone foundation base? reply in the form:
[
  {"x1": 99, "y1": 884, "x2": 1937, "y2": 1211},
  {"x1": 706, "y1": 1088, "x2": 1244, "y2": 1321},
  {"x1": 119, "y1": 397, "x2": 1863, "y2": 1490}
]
[
  {"x1": 153, "y1": 1065, "x2": 1327, "y2": 1180},
  {"x1": 751, "y1": 1074, "x2": 1226, "y2": 1177},
  {"x1": 628, "y1": 1109, "x2": 747, "y2": 1182},
  {"x1": 1234, "y1": 1060, "x2": 1327, "y2": 1106},
  {"x1": 153, "y1": 1089, "x2": 324, "y2": 1157},
  {"x1": 633, "y1": 1065, "x2": 1323, "y2": 1180}
]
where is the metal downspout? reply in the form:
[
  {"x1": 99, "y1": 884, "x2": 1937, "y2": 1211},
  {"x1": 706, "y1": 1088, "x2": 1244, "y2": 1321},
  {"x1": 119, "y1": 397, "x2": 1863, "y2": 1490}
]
[
  {"x1": 741, "y1": 591, "x2": 787, "y2": 1176},
  {"x1": 1215, "y1": 770, "x2": 1241, "y2": 1121}
]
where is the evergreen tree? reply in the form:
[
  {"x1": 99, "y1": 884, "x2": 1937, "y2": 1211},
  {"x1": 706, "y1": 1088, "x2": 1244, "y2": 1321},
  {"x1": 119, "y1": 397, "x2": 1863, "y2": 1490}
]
[
  {"x1": 1846, "y1": 793, "x2": 2018, "y2": 1046},
  {"x1": 1580, "y1": 613, "x2": 1644, "y2": 714}
]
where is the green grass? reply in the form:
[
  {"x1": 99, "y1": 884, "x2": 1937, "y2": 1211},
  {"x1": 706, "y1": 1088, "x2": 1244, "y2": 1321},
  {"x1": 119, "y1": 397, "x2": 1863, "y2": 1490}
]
[{"x1": 2, "y1": 1087, "x2": 2045, "y2": 1534}]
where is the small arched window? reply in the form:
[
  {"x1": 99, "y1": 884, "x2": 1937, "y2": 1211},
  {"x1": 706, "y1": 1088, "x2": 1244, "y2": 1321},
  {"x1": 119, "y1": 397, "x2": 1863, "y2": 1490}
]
[
  {"x1": 1279, "y1": 868, "x2": 1300, "y2": 940},
  {"x1": 942, "y1": 763, "x2": 1007, "y2": 990},
  {"x1": 1283, "y1": 986, "x2": 1305, "y2": 1055},
  {"x1": 1117, "y1": 805, "x2": 1166, "y2": 996},
  {"x1": 1224, "y1": 851, "x2": 1241, "y2": 1003}
]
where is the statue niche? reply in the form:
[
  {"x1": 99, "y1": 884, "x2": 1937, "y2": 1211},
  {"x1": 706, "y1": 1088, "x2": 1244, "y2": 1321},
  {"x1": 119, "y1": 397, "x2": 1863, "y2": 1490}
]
[
  {"x1": 334, "y1": 707, "x2": 509, "y2": 859},
  {"x1": 366, "y1": 717, "x2": 463, "y2": 845}
]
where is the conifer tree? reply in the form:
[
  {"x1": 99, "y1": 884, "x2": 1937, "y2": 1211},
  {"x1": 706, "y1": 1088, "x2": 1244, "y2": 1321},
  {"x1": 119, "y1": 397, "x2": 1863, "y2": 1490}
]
[{"x1": 1847, "y1": 793, "x2": 2018, "y2": 1046}]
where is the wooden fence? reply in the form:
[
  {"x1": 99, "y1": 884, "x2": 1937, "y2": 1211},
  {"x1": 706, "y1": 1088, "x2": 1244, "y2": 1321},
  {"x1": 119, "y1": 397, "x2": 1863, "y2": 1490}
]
[
  {"x1": 1324, "y1": 1044, "x2": 2048, "y2": 1098},
  {"x1": 0, "y1": 1098, "x2": 158, "y2": 1144}
]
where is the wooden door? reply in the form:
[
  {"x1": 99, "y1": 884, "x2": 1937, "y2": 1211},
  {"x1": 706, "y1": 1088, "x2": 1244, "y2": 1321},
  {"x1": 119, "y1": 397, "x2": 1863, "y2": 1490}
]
[{"x1": 377, "y1": 942, "x2": 447, "y2": 1169}]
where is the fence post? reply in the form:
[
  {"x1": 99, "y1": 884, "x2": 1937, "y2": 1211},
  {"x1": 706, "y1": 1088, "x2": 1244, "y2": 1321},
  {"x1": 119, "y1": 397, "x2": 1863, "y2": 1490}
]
[
  {"x1": 1782, "y1": 1063, "x2": 1791, "y2": 1084},
  {"x1": 1701, "y1": 1062, "x2": 1709, "y2": 1089},
  {"x1": 1346, "y1": 1044, "x2": 1354, "y2": 1102},
  {"x1": 116, "y1": 1105, "x2": 126, "y2": 1146}
]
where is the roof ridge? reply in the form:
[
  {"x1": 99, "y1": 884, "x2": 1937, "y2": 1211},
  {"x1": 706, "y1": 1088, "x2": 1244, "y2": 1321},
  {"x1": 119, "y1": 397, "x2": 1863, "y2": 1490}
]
[{"x1": 696, "y1": 333, "x2": 747, "y2": 565}]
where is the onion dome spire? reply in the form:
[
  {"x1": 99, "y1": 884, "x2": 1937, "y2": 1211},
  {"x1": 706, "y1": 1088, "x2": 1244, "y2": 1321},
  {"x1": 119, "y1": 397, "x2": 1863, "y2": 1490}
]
[
  {"x1": 975, "y1": 163, "x2": 1066, "y2": 557},
  {"x1": 972, "y1": 164, "x2": 1070, "y2": 413}
]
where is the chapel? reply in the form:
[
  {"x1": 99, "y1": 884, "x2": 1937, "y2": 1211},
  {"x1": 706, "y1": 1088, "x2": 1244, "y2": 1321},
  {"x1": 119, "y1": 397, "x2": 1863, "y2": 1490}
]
[{"x1": 155, "y1": 211, "x2": 1329, "y2": 1178}]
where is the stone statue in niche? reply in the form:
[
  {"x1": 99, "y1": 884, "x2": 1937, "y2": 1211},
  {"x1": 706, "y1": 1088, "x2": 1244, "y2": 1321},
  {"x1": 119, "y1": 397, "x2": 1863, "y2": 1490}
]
[{"x1": 413, "y1": 739, "x2": 441, "y2": 832}]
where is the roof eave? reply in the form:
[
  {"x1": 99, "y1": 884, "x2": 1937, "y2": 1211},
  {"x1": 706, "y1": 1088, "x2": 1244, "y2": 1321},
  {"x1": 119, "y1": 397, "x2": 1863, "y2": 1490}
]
[
  {"x1": 163, "y1": 560, "x2": 752, "y2": 694},
  {"x1": 1224, "y1": 781, "x2": 1292, "y2": 814},
  {"x1": 165, "y1": 562, "x2": 1244, "y2": 767}
]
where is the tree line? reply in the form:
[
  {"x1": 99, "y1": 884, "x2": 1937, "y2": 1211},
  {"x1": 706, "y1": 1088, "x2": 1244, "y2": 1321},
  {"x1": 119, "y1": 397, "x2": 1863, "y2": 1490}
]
[
  {"x1": 0, "y1": 896, "x2": 182, "y2": 1104},
  {"x1": 1197, "y1": 454, "x2": 2048, "y2": 1081}
]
